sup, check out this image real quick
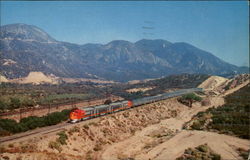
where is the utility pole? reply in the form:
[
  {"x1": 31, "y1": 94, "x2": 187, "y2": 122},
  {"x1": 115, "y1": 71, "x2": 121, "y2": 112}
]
[{"x1": 48, "y1": 102, "x2": 51, "y2": 114}]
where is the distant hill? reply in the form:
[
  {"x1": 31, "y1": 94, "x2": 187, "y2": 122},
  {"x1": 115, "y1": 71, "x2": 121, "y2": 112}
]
[{"x1": 0, "y1": 23, "x2": 248, "y2": 82}]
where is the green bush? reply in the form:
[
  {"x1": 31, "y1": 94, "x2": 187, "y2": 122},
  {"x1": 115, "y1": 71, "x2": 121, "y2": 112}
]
[
  {"x1": 181, "y1": 93, "x2": 202, "y2": 102},
  {"x1": 10, "y1": 97, "x2": 21, "y2": 109},
  {"x1": 45, "y1": 112, "x2": 64, "y2": 126},
  {"x1": 21, "y1": 98, "x2": 35, "y2": 107},
  {"x1": 0, "y1": 100, "x2": 7, "y2": 111},
  {"x1": 188, "y1": 84, "x2": 250, "y2": 139},
  {"x1": 0, "y1": 109, "x2": 71, "y2": 135},
  {"x1": 190, "y1": 121, "x2": 203, "y2": 130},
  {"x1": 56, "y1": 131, "x2": 68, "y2": 145},
  {"x1": 49, "y1": 141, "x2": 62, "y2": 152},
  {"x1": 20, "y1": 116, "x2": 46, "y2": 129},
  {"x1": 0, "y1": 119, "x2": 18, "y2": 133},
  {"x1": 176, "y1": 144, "x2": 221, "y2": 160}
]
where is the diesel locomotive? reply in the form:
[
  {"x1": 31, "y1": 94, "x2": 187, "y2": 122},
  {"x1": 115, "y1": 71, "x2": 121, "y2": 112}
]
[{"x1": 69, "y1": 88, "x2": 202, "y2": 123}]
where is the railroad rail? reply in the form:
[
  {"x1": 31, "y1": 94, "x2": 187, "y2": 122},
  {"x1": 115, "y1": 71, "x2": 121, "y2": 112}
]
[{"x1": 0, "y1": 88, "x2": 202, "y2": 143}]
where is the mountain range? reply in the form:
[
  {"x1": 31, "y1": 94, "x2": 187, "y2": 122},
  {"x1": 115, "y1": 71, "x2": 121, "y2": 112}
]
[{"x1": 0, "y1": 23, "x2": 248, "y2": 82}]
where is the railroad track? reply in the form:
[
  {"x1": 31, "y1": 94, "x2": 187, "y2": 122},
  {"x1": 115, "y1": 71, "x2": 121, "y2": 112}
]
[
  {"x1": 0, "y1": 122, "x2": 71, "y2": 143},
  {"x1": 0, "y1": 88, "x2": 202, "y2": 144}
]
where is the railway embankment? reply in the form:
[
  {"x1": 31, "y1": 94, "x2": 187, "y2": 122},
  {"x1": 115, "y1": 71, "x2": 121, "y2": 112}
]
[{"x1": 0, "y1": 97, "x2": 185, "y2": 159}]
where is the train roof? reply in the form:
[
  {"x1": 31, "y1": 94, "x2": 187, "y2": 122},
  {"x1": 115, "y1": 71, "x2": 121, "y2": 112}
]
[{"x1": 94, "y1": 104, "x2": 108, "y2": 109}]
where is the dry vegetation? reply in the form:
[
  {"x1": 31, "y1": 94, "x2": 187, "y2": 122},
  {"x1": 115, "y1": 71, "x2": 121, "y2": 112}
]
[
  {"x1": 176, "y1": 144, "x2": 221, "y2": 160},
  {"x1": 1, "y1": 74, "x2": 249, "y2": 160},
  {"x1": 0, "y1": 98, "x2": 181, "y2": 159},
  {"x1": 185, "y1": 84, "x2": 250, "y2": 139}
]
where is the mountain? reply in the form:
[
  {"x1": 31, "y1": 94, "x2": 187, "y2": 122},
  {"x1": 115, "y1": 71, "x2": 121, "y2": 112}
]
[
  {"x1": 0, "y1": 23, "x2": 56, "y2": 43},
  {"x1": 0, "y1": 23, "x2": 248, "y2": 82}
]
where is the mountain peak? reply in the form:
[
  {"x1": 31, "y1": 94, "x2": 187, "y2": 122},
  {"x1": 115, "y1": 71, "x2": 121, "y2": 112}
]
[
  {"x1": 135, "y1": 39, "x2": 172, "y2": 51},
  {"x1": 136, "y1": 39, "x2": 171, "y2": 44},
  {"x1": 0, "y1": 23, "x2": 56, "y2": 43},
  {"x1": 107, "y1": 40, "x2": 133, "y2": 45}
]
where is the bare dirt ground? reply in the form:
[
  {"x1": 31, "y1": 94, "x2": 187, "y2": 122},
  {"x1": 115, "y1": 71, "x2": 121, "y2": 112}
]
[
  {"x1": 140, "y1": 130, "x2": 249, "y2": 160},
  {"x1": 101, "y1": 96, "x2": 229, "y2": 160},
  {"x1": 198, "y1": 76, "x2": 228, "y2": 91},
  {"x1": 198, "y1": 74, "x2": 250, "y2": 96},
  {"x1": 1, "y1": 75, "x2": 249, "y2": 160},
  {"x1": 1, "y1": 71, "x2": 116, "y2": 84},
  {"x1": 0, "y1": 98, "x2": 182, "y2": 160},
  {"x1": 101, "y1": 76, "x2": 249, "y2": 160},
  {"x1": 0, "y1": 75, "x2": 9, "y2": 83},
  {"x1": 9, "y1": 72, "x2": 59, "y2": 84},
  {"x1": 126, "y1": 87, "x2": 155, "y2": 93},
  {"x1": 101, "y1": 99, "x2": 249, "y2": 160}
]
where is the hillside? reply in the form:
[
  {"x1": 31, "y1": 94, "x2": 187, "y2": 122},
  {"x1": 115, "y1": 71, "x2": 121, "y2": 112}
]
[
  {"x1": 1, "y1": 24, "x2": 248, "y2": 82},
  {"x1": 186, "y1": 83, "x2": 250, "y2": 139},
  {"x1": 1, "y1": 80, "x2": 249, "y2": 160}
]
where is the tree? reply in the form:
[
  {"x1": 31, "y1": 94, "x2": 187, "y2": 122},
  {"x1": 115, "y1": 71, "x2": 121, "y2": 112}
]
[
  {"x1": 0, "y1": 100, "x2": 7, "y2": 111},
  {"x1": 10, "y1": 97, "x2": 21, "y2": 109},
  {"x1": 180, "y1": 93, "x2": 202, "y2": 107}
]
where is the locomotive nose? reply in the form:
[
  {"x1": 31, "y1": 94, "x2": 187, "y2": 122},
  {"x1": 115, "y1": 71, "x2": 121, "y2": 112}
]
[{"x1": 70, "y1": 112, "x2": 76, "y2": 120}]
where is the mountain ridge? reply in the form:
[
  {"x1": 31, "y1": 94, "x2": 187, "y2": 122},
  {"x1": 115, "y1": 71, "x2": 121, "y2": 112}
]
[{"x1": 0, "y1": 23, "x2": 248, "y2": 82}]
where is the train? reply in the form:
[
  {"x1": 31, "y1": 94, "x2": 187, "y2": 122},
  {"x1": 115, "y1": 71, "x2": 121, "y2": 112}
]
[{"x1": 69, "y1": 88, "x2": 202, "y2": 123}]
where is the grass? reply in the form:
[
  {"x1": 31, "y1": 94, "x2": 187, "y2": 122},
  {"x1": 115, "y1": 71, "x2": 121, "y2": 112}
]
[{"x1": 39, "y1": 93, "x2": 92, "y2": 105}]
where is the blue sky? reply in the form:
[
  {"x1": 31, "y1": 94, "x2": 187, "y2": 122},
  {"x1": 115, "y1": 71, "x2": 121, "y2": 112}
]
[{"x1": 1, "y1": 1, "x2": 249, "y2": 67}]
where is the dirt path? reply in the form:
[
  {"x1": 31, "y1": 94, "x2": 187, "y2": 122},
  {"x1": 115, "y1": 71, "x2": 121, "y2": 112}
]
[
  {"x1": 101, "y1": 86, "x2": 249, "y2": 160},
  {"x1": 140, "y1": 130, "x2": 249, "y2": 160},
  {"x1": 101, "y1": 96, "x2": 225, "y2": 160},
  {"x1": 222, "y1": 80, "x2": 249, "y2": 96}
]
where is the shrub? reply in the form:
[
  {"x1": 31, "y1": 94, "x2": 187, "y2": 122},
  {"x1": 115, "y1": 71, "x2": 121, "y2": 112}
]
[
  {"x1": 190, "y1": 121, "x2": 202, "y2": 130},
  {"x1": 10, "y1": 97, "x2": 21, "y2": 109},
  {"x1": 45, "y1": 112, "x2": 64, "y2": 126},
  {"x1": 0, "y1": 119, "x2": 19, "y2": 133},
  {"x1": 201, "y1": 98, "x2": 211, "y2": 106},
  {"x1": 176, "y1": 144, "x2": 221, "y2": 160},
  {"x1": 68, "y1": 126, "x2": 80, "y2": 135},
  {"x1": 83, "y1": 124, "x2": 89, "y2": 129},
  {"x1": 56, "y1": 131, "x2": 68, "y2": 145},
  {"x1": 21, "y1": 98, "x2": 35, "y2": 107},
  {"x1": 93, "y1": 144, "x2": 102, "y2": 151},
  {"x1": 20, "y1": 116, "x2": 46, "y2": 129},
  {"x1": 188, "y1": 85, "x2": 250, "y2": 139},
  {"x1": 181, "y1": 93, "x2": 202, "y2": 102},
  {"x1": 48, "y1": 141, "x2": 62, "y2": 152},
  {"x1": 196, "y1": 144, "x2": 209, "y2": 152},
  {"x1": 0, "y1": 100, "x2": 7, "y2": 111},
  {"x1": 0, "y1": 109, "x2": 71, "y2": 135}
]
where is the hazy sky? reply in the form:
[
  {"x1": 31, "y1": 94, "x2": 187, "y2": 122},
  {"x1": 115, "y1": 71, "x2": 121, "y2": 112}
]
[{"x1": 1, "y1": 1, "x2": 249, "y2": 67}]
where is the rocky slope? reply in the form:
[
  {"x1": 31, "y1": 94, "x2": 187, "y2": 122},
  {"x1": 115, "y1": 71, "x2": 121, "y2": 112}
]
[{"x1": 1, "y1": 24, "x2": 248, "y2": 82}]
